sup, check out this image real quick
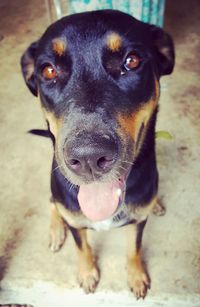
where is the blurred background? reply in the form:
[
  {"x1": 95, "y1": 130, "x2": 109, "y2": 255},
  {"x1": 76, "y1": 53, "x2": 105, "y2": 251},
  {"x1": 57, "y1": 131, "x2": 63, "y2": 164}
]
[{"x1": 47, "y1": 0, "x2": 166, "y2": 26}]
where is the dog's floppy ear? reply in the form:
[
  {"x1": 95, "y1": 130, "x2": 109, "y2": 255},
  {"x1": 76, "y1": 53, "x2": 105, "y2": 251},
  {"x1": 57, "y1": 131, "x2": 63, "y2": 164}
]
[
  {"x1": 150, "y1": 25, "x2": 175, "y2": 76},
  {"x1": 21, "y1": 41, "x2": 39, "y2": 96}
]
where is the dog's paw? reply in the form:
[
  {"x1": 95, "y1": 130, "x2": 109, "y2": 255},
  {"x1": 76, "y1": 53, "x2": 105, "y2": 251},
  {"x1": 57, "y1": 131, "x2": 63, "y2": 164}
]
[
  {"x1": 152, "y1": 199, "x2": 166, "y2": 216},
  {"x1": 78, "y1": 266, "x2": 100, "y2": 294},
  {"x1": 49, "y1": 219, "x2": 67, "y2": 252},
  {"x1": 128, "y1": 269, "x2": 150, "y2": 299}
]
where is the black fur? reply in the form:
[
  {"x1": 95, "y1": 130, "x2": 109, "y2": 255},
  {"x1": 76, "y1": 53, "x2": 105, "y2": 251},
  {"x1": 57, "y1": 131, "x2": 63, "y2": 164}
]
[
  {"x1": 136, "y1": 219, "x2": 147, "y2": 252},
  {"x1": 21, "y1": 9, "x2": 175, "y2": 219},
  {"x1": 69, "y1": 226, "x2": 83, "y2": 249},
  {"x1": 51, "y1": 158, "x2": 80, "y2": 212},
  {"x1": 21, "y1": 10, "x2": 175, "y2": 296},
  {"x1": 21, "y1": 10, "x2": 174, "y2": 213}
]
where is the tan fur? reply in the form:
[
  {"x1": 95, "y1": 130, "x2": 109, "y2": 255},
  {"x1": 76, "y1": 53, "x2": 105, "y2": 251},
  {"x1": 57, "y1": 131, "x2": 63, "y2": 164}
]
[
  {"x1": 152, "y1": 198, "x2": 166, "y2": 216},
  {"x1": 55, "y1": 196, "x2": 157, "y2": 230},
  {"x1": 25, "y1": 59, "x2": 34, "y2": 82},
  {"x1": 126, "y1": 196, "x2": 157, "y2": 298},
  {"x1": 56, "y1": 202, "x2": 88, "y2": 228},
  {"x1": 106, "y1": 32, "x2": 122, "y2": 52},
  {"x1": 49, "y1": 203, "x2": 67, "y2": 252},
  {"x1": 127, "y1": 248, "x2": 150, "y2": 299},
  {"x1": 41, "y1": 108, "x2": 63, "y2": 139},
  {"x1": 52, "y1": 193, "x2": 156, "y2": 296},
  {"x1": 126, "y1": 224, "x2": 150, "y2": 299},
  {"x1": 76, "y1": 229, "x2": 99, "y2": 293},
  {"x1": 52, "y1": 38, "x2": 66, "y2": 56},
  {"x1": 117, "y1": 80, "x2": 160, "y2": 156},
  {"x1": 127, "y1": 196, "x2": 157, "y2": 222},
  {"x1": 50, "y1": 202, "x2": 99, "y2": 292}
]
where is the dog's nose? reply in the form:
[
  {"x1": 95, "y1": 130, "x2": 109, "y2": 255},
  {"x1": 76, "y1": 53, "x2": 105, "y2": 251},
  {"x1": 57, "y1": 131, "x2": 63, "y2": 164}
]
[{"x1": 64, "y1": 134, "x2": 118, "y2": 177}]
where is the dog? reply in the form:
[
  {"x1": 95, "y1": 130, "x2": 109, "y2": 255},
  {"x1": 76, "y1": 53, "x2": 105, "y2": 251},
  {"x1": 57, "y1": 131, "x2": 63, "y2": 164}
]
[{"x1": 21, "y1": 10, "x2": 175, "y2": 299}]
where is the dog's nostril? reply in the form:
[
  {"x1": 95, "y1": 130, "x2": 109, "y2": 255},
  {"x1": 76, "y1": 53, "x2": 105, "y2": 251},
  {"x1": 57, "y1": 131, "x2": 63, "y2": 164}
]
[
  {"x1": 70, "y1": 159, "x2": 80, "y2": 165},
  {"x1": 97, "y1": 156, "x2": 114, "y2": 170},
  {"x1": 68, "y1": 159, "x2": 81, "y2": 171}
]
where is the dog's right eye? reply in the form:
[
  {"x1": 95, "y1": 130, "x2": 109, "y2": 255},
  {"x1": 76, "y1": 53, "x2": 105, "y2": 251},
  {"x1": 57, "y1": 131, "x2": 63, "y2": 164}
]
[
  {"x1": 123, "y1": 53, "x2": 141, "y2": 71},
  {"x1": 42, "y1": 64, "x2": 57, "y2": 80}
]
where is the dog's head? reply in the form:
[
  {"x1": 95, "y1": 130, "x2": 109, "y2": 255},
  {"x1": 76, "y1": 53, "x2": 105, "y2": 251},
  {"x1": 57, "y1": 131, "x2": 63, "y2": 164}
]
[{"x1": 21, "y1": 10, "x2": 174, "y2": 220}]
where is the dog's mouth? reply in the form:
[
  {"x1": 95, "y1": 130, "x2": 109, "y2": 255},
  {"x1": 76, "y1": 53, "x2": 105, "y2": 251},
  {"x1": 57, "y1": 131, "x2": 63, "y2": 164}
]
[
  {"x1": 57, "y1": 123, "x2": 134, "y2": 222},
  {"x1": 77, "y1": 170, "x2": 130, "y2": 222}
]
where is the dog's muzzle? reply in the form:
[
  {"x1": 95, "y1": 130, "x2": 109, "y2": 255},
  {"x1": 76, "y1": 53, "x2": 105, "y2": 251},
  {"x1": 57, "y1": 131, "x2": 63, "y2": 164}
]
[{"x1": 63, "y1": 131, "x2": 131, "y2": 222}]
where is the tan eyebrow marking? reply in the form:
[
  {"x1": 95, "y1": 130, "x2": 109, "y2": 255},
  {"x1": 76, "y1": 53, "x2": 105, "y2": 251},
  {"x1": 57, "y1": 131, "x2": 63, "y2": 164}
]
[
  {"x1": 106, "y1": 32, "x2": 122, "y2": 52},
  {"x1": 52, "y1": 38, "x2": 67, "y2": 56}
]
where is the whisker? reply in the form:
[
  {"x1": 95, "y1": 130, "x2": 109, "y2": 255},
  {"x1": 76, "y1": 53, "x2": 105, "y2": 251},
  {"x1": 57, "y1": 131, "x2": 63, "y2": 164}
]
[
  {"x1": 69, "y1": 182, "x2": 76, "y2": 191},
  {"x1": 118, "y1": 165, "x2": 127, "y2": 171},
  {"x1": 122, "y1": 160, "x2": 135, "y2": 168},
  {"x1": 122, "y1": 160, "x2": 134, "y2": 165},
  {"x1": 51, "y1": 161, "x2": 67, "y2": 174},
  {"x1": 52, "y1": 164, "x2": 63, "y2": 173},
  {"x1": 107, "y1": 172, "x2": 119, "y2": 182}
]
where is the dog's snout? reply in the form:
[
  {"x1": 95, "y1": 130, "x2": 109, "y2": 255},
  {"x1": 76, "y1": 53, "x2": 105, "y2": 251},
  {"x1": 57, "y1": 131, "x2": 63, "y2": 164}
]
[{"x1": 64, "y1": 134, "x2": 118, "y2": 178}]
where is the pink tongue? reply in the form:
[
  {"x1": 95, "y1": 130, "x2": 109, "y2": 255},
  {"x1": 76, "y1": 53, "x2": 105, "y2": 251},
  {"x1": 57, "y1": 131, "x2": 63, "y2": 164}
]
[{"x1": 78, "y1": 181, "x2": 122, "y2": 221}]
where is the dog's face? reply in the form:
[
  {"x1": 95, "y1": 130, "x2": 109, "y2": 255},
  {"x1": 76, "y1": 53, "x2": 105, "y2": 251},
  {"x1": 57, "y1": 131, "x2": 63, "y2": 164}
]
[{"x1": 21, "y1": 10, "x2": 174, "y2": 189}]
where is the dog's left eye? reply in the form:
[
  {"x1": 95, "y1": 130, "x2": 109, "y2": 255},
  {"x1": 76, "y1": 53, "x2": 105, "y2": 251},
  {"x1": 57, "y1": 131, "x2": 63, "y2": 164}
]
[
  {"x1": 123, "y1": 53, "x2": 141, "y2": 71},
  {"x1": 42, "y1": 64, "x2": 57, "y2": 80}
]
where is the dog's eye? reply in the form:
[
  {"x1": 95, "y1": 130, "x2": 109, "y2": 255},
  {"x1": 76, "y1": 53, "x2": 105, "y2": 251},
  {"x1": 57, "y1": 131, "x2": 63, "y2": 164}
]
[
  {"x1": 124, "y1": 53, "x2": 141, "y2": 71},
  {"x1": 42, "y1": 64, "x2": 57, "y2": 80}
]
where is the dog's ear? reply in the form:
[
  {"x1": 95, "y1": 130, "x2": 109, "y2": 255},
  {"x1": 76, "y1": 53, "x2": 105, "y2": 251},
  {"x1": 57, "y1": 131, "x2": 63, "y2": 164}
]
[
  {"x1": 150, "y1": 25, "x2": 175, "y2": 76},
  {"x1": 21, "y1": 41, "x2": 39, "y2": 96}
]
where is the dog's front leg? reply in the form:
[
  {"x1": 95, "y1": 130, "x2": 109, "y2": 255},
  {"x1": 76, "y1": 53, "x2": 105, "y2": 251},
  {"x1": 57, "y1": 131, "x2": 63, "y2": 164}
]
[
  {"x1": 49, "y1": 202, "x2": 67, "y2": 252},
  {"x1": 69, "y1": 227, "x2": 99, "y2": 293},
  {"x1": 126, "y1": 220, "x2": 150, "y2": 299}
]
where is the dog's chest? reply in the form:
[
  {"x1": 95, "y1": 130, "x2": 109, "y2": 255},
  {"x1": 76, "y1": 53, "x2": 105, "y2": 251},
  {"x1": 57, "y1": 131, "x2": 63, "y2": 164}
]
[
  {"x1": 90, "y1": 205, "x2": 132, "y2": 231},
  {"x1": 57, "y1": 200, "x2": 150, "y2": 231},
  {"x1": 90, "y1": 203, "x2": 149, "y2": 231}
]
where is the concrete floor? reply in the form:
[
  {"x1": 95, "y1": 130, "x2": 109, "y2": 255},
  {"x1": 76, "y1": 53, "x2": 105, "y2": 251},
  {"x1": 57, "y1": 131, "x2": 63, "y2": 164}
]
[{"x1": 0, "y1": 0, "x2": 200, "y2": 306}]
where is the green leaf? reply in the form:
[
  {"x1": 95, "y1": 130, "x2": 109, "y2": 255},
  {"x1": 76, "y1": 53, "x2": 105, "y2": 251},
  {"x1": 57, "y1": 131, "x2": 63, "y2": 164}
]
[{"x1": 156, "y1": 130, "x2": 173, "y2": 140}]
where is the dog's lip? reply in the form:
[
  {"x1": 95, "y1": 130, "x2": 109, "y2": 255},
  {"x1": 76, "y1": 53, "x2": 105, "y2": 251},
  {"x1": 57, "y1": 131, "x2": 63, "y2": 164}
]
[
  {"x1": 115, "y1": 166, "x2": 131, "y2": 202},
  {"x1": 76, "y1": 165, "x2": 130, "y2": 186}
]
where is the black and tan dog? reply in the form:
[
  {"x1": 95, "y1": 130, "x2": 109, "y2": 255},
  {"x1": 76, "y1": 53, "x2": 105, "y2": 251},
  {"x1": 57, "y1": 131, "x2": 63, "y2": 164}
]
[{"x1": 21, "y1": 10, "x2": 174, "y2": 299}]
